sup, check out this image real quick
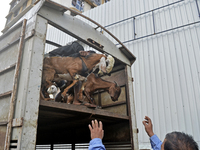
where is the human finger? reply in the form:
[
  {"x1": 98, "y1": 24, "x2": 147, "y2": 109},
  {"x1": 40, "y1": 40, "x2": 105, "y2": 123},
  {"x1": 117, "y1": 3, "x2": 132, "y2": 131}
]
[
  {"x1": 94, "y1": 119, "x2": 98, "y2": 128},
  {"x1": 142, "y1": 120, "x2": 146, "y2": 126},
  {"x1": 91, "y1": 120, "x2": 95, "y2": 128},
  {"x1": 99, "y1": 121, "x2": 103, "y2": 130},
  {"x1": 102, "y1": 130, "x2": 104, "y2": 139},
  {"x1": 145, "y1": 116, "x2": 152, "y2": 123},
  {"x1": 88, "y1": 124, "x2": 92, "y2": 131}
]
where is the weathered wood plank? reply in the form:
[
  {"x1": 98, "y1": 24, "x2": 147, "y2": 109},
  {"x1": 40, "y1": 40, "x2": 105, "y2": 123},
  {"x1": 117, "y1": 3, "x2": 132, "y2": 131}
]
[{"x1": 39, "y1": 100, "x2": 129, "y2": 120}]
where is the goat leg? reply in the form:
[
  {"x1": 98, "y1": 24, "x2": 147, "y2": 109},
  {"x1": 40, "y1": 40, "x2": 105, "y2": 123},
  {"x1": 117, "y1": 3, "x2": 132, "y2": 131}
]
[
  {"x1": 84, "y1": 91, "x2": 95, "y2": 104},
  {"x1": 61, "y1": 79, "x2": 79, "y2": 98},
  {"x1": 78, "y1": 82, "x2": 86, "y2": 101}
]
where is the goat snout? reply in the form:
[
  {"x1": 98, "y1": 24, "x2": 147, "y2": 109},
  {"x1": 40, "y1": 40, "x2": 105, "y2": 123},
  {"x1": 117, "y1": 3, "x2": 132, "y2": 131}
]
[{"x1": 111, "y1": 97, "x2": 118, "y2": 102}]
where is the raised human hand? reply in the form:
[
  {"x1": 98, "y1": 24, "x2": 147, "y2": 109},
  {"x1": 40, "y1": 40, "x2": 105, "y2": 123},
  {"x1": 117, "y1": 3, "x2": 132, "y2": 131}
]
[
  {"x1": 88, "y1": 120, "x2": 104, "y2": 140},
  {"x1": 142, "y1": 116, "x2": 154, "y2": 137}
]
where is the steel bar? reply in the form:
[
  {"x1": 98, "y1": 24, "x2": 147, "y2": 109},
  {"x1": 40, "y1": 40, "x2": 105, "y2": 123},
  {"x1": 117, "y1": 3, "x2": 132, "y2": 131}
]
[
  {"x1": 125, "y1": 65, "x2": 139, "y2": 150},
  {"x1": 0, "y1": 122, "x2": 8, "y2": 126},
  {"x1": 4, "y1": 19, "x2": 27, "y2": 150},
  {"x1": 46, "y1": 40, "x2": 62, "y2": 47},
  {"x1": 0, "y1": 91, "x2": 12, "y2": 99},
  {"x1": 133, "y1": 17, "x2": 136, "y2": 39},
  {"x1": 152, "y1": 11, "x2": 156, "y2": 34},
  {"x1": 98, "y1": 91, "x2": 102, "y2": 107},
  {"x1": 94, "y1": 26, "x2": 100, "y2": 30},
  {"x1": 0, "y1": 64, "x2": 16, "y2": 75},
  {"x1": 104, "y1": 0, "x2": 184, "y2": 28},
  {"x1": 195, "y1": 0, "x2": 200, "y2": 17},
  {"x1": 119, "y1": 21, "x2": 200, "y2": 44},
  {"x1": 125, "y1": 66, "x2": 134, "y2": 150},
  {"x1": 50, "y1": 143, "x2": 53, "y2": 150}
]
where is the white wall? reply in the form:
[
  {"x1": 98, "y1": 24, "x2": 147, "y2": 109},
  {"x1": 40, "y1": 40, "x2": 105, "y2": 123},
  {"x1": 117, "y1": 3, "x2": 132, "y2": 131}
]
[
  {"x1": 46, "y1": 0, "x2": 200, "y2": 149},
  {"x1": 81, "y1": 0, "x2": 200, "y2": 149}
]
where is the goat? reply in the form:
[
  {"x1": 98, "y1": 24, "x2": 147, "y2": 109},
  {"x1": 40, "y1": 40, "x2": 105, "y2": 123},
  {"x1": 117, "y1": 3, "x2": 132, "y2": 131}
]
[{"x1": 78, "y1": 73, "x2": 121, "y2": 105}]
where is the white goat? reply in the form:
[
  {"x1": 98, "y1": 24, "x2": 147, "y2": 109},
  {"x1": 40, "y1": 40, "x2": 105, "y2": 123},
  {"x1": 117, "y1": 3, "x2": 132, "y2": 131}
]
[
  {"x1": 47, "y1": 85, "x2": 60, "y2": 99},
  {"x1": 94, "y1": 55, "x2": 115, "y2": 75}
]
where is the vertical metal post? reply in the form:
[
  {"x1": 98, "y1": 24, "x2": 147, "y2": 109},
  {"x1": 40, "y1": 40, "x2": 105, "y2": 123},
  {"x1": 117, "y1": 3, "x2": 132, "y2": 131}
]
[
  {"x1": 125, "y1": 65, "x2": 139, "y2": 150},
  {"x1": 152, "y1": 11, "x2": 156, "y2": 34},
  {"x1": 72, "y1": 143, "x2": 75, "y2": 150},
  {"x1": 195, "y1": 0, "x2": 200, "y2": 17},
  {"x1": 133, "y1": 17, "x2": 136, "y2": 40},
  {"x1": 19, "y1": 15, "x2": 47, "y2": 150},
  {"x1": 98, "y1": 91, "x2": 102, "y2": 107},
  {"x1": 50, "y1": 143, "x2": 53, "y2": 150},
  {"x1": 4, "y1": 19, "x2": 27, "y2": 150}
]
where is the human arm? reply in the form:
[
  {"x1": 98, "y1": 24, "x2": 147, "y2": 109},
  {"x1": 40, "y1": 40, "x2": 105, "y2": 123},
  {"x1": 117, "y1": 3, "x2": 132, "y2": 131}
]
[
  {"x1": 142, "y1": 116, "x2": 162, "y2": 150},
  {"x1": 88, "y1": 120, "x2": 106, "y2": 150},
  {"x1": 150, "y1": 134, "x2": 163, "y2": 150},
  {"x1": 142, "y1": 116, "x2": 154, "y2": 137}
]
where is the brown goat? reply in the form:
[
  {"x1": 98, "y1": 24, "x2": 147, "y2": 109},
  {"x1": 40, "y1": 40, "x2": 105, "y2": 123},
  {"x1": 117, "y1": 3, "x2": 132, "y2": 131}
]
[
  {"x1": 78, "y1": 73, "x2": 121, "y2": 104},
  {"x1": 41, "y1": 53, "x2": 107, "y2": 100}
]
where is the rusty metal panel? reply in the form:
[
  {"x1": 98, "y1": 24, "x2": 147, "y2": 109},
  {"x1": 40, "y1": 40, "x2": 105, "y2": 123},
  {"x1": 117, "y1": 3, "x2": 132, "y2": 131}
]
[
  {"x1": 0, "y1": 25, "x2": 21, "y2": 50},
  {"x1": 0, "y1": 44, "x2": 19, "y2": 71},
  {"x1": 0, "y1": 126, "x2": 7, "y2": 150},
  {"x1": 125, "y1": 65, "x2": 139, "y2": 150},
  {"x1": 0, "y1": 96, "x2": 11, "y2": 122},
  {"x1": 4, "y1": 19, "x2": 27, "y2": 150},
  {"x1": 17, "y1": 16, "x2": 47, "y2": 150},
  {"x1": 0, "y1": 69, "x2": 15, "y2": 95}
]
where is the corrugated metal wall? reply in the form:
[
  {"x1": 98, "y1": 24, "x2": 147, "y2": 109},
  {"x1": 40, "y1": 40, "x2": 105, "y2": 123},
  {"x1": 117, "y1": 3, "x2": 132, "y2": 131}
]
[{"x1": 46, "y1": 0, "x2": 200, "y2": 149}]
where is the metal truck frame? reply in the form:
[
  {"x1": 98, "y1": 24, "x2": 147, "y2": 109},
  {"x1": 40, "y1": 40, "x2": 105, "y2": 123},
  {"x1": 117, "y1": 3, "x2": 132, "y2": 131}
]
[{"x1": 0, "y1": 0, "x2": 138, "y2": 149}]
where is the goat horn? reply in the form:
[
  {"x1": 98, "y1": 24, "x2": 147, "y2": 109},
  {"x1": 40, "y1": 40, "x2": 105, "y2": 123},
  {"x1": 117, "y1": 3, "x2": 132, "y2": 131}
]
[
  {"x1": 104, "y1": 53, "x2": 108, "y2": 57},
  {"x1": 114, "y1": 81, "x2": 118, "y2": 86}
]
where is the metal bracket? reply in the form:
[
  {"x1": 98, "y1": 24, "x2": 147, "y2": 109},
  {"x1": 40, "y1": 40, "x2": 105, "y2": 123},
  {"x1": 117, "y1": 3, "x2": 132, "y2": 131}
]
[
  {"x1": 87, "y1": 38, "x2": 104, "y2": 49},
  {"x1": 25, "y1": 29, "x2": 35, "y2": 40},
  {"x1": 12, "y1": 118, "x2": 23, "y2": 127}
]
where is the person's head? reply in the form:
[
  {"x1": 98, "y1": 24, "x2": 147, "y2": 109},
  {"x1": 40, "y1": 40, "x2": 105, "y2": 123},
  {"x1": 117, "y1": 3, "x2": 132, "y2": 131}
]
[{"x1": 161, "y1": 131, "x2": 199, "y2": 150}]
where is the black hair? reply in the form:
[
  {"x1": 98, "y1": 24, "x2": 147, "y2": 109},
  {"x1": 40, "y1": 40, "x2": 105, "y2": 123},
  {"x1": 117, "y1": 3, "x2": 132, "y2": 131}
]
[{"x1": 164, "y1": 131, "x2": 199, "y2": 150}]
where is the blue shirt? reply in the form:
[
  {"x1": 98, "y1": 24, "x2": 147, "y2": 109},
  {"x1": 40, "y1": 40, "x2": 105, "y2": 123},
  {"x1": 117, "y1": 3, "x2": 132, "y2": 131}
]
[
  {"x1": 150, "y1": 134, "x2": 163, "y2": 150},
  {"x1": 88, "y1": 138, "x2": 106, "y2": 150}
]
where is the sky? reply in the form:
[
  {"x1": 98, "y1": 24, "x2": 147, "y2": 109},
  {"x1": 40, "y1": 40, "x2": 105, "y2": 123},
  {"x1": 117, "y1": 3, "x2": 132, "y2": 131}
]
[{"x1": 0, "y1": 1, "x2": 10, "y2": 35}]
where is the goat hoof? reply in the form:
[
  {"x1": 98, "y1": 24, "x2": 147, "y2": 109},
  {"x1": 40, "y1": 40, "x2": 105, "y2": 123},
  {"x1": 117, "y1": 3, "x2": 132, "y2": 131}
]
[{"x1": 90, "y1": 97, "x2": 94, "y2": 102}]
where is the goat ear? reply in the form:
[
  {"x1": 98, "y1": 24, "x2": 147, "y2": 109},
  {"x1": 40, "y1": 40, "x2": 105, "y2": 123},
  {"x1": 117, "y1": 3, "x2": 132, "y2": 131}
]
[{"x1": 53, "y1": 82, "x2": 58, "y2": 87}]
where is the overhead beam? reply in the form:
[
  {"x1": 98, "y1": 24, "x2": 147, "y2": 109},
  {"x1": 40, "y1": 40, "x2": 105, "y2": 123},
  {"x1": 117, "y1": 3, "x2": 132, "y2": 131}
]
[{"x1": 38, "y1": 5, "x2": 131, "y2": 66}]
